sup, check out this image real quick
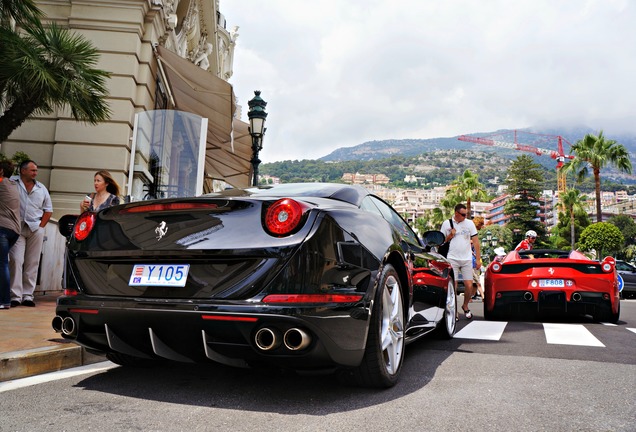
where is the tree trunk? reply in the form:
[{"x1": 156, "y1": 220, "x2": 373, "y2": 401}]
[
  {"x1": 570, "y1": 210, "x2": 575, "y2": 250},
  {"x1": 594, "y1": 169, "x2": 602, "y2": 223},
  {"x1": 0, "y1": 97, "x2": 39, "y2": 144}
]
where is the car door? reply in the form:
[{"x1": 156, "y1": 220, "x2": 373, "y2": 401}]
[{"x1": 361, "y1": 196, "x2": 443, "y2": 327}]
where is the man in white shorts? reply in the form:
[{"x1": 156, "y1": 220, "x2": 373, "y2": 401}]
[{"x1": 440, "y1": 203, "x2": 481, "y2": 319}]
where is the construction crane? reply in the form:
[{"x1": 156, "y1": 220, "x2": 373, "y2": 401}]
[{"x1": 457, "y1": 130, "x2": 574, "y2": 195}]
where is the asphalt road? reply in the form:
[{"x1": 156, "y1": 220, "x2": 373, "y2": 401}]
[{"x1": 2, "y1": 300, "x2": 635, "y2": 432}]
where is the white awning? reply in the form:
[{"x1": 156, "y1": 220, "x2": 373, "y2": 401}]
[{"x1": 155, "y1": 46, "x2": 252, "y2": 189}]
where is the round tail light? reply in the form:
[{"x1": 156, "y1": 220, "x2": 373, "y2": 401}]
[
  {"x1": 491, "y1": 262, "x2": 502, "y2": 273},
  {"x1": 74, "y1": 212, "x2": 96, "y2": 241},
  {"x1": 264, "y1": 198, "x2": 307, "y2": 236},
  {"x1": 601, "y1": 256, "x2": 615, "y2": 273}
]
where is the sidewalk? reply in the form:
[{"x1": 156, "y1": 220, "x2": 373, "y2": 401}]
[{"x1": 0, "y1": 293, "x2": 105, "y2": 382}]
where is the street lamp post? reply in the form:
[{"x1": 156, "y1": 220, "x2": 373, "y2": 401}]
[{"x1": 247, "y1": 90, "x2": 268, "y2": 187}]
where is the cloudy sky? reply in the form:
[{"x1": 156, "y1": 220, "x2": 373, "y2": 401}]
[{"x1": 222, "y1": 0, "x2": 635, "y2": 163}]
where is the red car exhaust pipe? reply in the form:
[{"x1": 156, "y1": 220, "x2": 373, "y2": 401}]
[
  {"x1": 523, "y1": 292, "x2": 533, "y2": 301},
  {"x1": 572, "y1": 292, "x2": 582, "y2": 302},
  {"x1": 254, "y1": 327, "x2": 281, "y2": 351},
  {"x1": 283, "y1": 328, "x2": 311, "y2": 351}
]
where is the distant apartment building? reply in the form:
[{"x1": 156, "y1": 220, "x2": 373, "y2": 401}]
[
  {"x1": 342, "y1": 172, "x2": 390, "y2": 185},
  {"x1": 486, "y1": 194, "x2": 511, "y2": 226},
  {"x1": 469, "y1": 201, "x2": 492, "y2": 220}
]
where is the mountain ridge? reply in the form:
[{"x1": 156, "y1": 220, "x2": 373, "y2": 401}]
[{"x1": 319, "y1": 126, "x2": 636, "y2": 164}]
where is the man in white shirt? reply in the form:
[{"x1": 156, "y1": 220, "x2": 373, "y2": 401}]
[
  {"x1": 9, "y1": 160, "x2": 53, "y2": 307},
  {"x1": 440, "y1": 203, "x2": 481, "y2": 319}
]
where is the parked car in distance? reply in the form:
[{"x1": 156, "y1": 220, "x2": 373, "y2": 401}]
[
  {"x1": 484, "y1": 249, "x2": 620, "y2": 323},
  {"x1": 616, "y1": 259, "x2": 636, "y2": 299},
  {"x1": 53, "y1": 183, "x2": 457, "y2": 388}
]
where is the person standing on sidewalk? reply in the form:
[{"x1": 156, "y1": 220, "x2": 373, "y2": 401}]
[
  {"x1": 440, "y1": 203, "x2": 481, "y2": 319},
  {"x1": 0, "y1": 161, "x2": 21, "y2": 310},
  {"x1": 9, "y1": 160, "x2": 53, "y2": 307},
  {"x1": 80, "y1": 170, "x2": 121, "y2": 213}
]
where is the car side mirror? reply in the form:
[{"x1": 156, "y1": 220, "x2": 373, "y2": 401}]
[
  {"x1": 421, "y1": 230, "x2": 445, "y2": 248},
  {"x1": 58, "y1": 214, "x2": 79, "y2": 238}
]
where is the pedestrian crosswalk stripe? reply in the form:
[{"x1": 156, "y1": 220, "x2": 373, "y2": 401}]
[
  {"x1": 543, "y1": 323, "x2": 605, "y2": 347},
  {"x1": 628, "y1": 328, "x2": 636, "y2": 335},
  {"x1": 454, "y1": 321, "x2": 507, "y2": 340},
  {"x1": 600, "y1": 322, "x2": 617, "y2": 326}
]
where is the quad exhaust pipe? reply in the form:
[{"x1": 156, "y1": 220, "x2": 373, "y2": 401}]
[
  {"x1": 254, "y1": 327, "x2": 312, "y2": 352},
  {"x1": 52, "y1": 315, "x2": 64, "y2": 333},
  {"x1": 52, "y1": 315, "x2": 77, "y2": 336},
  {"x1": 254, "y1": 327, "x2": 281, "y2": 351},
  {"x1": 283, "y1": 328, "x2": 311, "y2": 351}
]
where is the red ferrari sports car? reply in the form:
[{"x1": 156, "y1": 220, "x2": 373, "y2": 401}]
[{"x1": 484, "y1": 249, "x2": 620, "y2": 323}]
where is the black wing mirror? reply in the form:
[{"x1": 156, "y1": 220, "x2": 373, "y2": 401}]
[
  {"x1": 421, "y1": 230, "x2": 445, "y2": 248},
  {"x1": 58, "y1": 214, "x2": 79, "y2": 238}
]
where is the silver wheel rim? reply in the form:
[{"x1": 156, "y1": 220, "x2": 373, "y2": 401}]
[
  {"x1": 445, "y1": 279, "x2": 457, "y2": 335},
  {"x1": 380, "y1": 274, "x2": 404, "y2": 375}
]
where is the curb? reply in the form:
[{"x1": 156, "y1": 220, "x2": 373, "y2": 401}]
[{"x1": 0, "y1": 345, "x2": 106, "y2": 382}]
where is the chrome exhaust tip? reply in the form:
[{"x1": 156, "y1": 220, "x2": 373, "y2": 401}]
[
  {"x1": 254, "y1": 327, "x2": 281, "y2": 351},
  {"x1": 572, "y1": 292, "x2": 582, "y2": 302},
  {"x1": 52, "y1": 315, "x2": 64, "y2": 333},
  {"x1": 523, "y1": 292, "x2": 533, "y2": 301},
  {"x1": 61, "y1": 316, "x2": 76, "y2": 336},
  {"x1": 283, "y1": 328, "x2": 311, "y2": 351}
]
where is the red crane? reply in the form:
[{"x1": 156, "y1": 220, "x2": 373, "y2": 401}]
[{"x1": 457, "y1": 130, "x2": 574, "y2": 194}]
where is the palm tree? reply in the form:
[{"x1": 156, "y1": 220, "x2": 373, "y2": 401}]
[
  {"x1": 444, "y1": 169, "x2": 488, "y2": 217},
  {"x1": 0, "y1": 0, "x2": 40, "y2": 25},
  {"x1": 0, "y1": 14, "x2": 111, "y2": 143},
  {"x1": 563, "y1": 131, "x2": 632, "y2": 223},
  {"x1": 560, "y1": 188, "x2": 586, "y2": 250}
]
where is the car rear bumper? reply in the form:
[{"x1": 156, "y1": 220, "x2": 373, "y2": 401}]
[
  {"x1": 53, "y1": 296, "x2": 369, "y2": 370},
  {"x1": 487, "y1": 289, "x2": 617, "y2": 318}
]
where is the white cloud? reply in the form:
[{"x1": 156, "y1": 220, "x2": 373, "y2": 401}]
[{"x1": 222, "y1": 0, "x2": 636, "y2": 162}]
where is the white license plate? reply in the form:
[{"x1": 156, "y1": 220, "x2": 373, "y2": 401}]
[
  {"x1": 539, "y1": 279, "x2": 564, "y2": 288},
  {"x1": 129, "y1": 264, "x2": 190, "y2": 287}
]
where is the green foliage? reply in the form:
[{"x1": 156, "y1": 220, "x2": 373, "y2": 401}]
[
  {"x1": 563, "y1": 130, "x2": 633, "y2": 223},
  {"x1": 607, "y1": 214, "x2": 636, "y2": 255},
  {"x1": 0, "y1": 6, "x2": 111, "y2": 143},
  {"x1": 503, "y1": 155, "x2": 546, "y2": 243},
  {"x1": 261, "y1": 150, "x2": 532, "y2": 192},
  {"x1": 579, "y1": 222, "x2": 624, "y2": 257},
  {"x1": 478, "y1": 225, "x2": 513, "y2": 263},
  {"x1": 553, "y1": 209, "x2": 591, "y2": 250},
  {"x1": 443, "y1": 169, "x2": 488, "y2": 216},
  {"x1": 0, "y1": 150, "x2": 29, "y2": 174}
]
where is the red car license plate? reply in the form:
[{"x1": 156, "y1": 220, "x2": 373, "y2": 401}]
[
  {"x1": 539, "y1": 279, "x2": 564, "y2": 288},
  {"x1": 129, "y1": 264, "x2": 190, "y2": 287}
]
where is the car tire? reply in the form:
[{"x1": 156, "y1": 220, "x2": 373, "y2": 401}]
[
  {"x1": 484, "y1": 300, "x2": 497, "y2": 321},
  {"x1": 605, "y1": 302, "x2": 620, "y2": 324},
  {"x1": 106, "y1": 352, "x2": 158, "y2": 367},
  {"x1": 351, "y1": 263, "x2": 405, "y2": 388},
  {"x1": 437, "y1": 277, "x2": 457, "y2": 339}
]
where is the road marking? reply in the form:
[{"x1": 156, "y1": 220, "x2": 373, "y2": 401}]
[
  {"x1": 627, "y1": 328, "x2": 636, "y2": 335},
  {"x1": 600, "y1": 322, "x2": 617, "y2": 326},
  {"x1": 0, "y1": 361, "x2": 116, "y2": 393},
  {"x1": 454, "y1": 321, "x2": 507, "y2": 340},
  {"x1": 543, "y1": 323, "x2": 605, "y2": 347}
]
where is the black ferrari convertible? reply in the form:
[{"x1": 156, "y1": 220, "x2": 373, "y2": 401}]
[{"x1": 54, "y1": 183, "x2": 456, "y2": 387}]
